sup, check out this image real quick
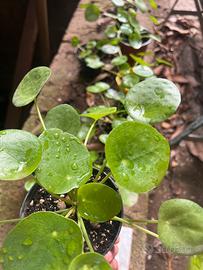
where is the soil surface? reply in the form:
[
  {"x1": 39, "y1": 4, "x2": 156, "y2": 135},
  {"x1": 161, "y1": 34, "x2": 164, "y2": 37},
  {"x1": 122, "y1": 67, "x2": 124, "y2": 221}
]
[{"x1": 20, "y1": 172, "x2": 122, "y2": 255}]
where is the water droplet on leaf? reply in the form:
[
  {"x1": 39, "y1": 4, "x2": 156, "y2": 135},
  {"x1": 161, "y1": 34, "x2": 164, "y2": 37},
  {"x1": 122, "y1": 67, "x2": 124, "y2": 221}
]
[
  {"x1": 71, "y1": 163, "x2": 78, "y2": 170},
  {"x1": 22, "y1": 239, "x2": 33, "y2": 246}
]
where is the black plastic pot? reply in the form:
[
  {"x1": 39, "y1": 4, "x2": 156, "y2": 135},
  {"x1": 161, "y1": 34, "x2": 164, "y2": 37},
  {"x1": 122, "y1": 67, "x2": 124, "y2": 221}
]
[{"x1": 20, "y1": 168, "x2": 123, "y2": 255}]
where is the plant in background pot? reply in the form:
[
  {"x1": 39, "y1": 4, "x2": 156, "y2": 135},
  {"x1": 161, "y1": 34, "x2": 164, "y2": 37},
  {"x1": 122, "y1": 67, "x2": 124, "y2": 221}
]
[
  {"x1": 81, "y1": 0, "x2": 160, "y2": 52},
  {"x1": 1, "y1": 67, "x2": 203, "y2": 270}
]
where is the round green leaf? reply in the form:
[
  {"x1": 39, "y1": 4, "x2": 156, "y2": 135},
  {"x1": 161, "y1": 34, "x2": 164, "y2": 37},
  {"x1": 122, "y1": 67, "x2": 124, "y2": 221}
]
[
  {"x1": 189, "y1": 254, "x2": 203, "y2": 270},
  {"x1": 105, "y1": 25, "x2": 117, "y2": 38},
  {"x1": 44, "y1": 104, "x2": 80, "y2": 135},
  {"x1": 112, "y1": 117, "x2": 127, "y2": 128},
  {"x1": 111, "y1": 55, "x2": 128, "y2": 66},
  {"x1": 135, "y1": 0, "x2": 148, "y2": 12},
  {"x1": 158, "y1": 199, "x2": 203, "y2": 256},
  {"x1": 71, "y1": 36, "x2": 80, "y2": 47},
  {"x1": 122, "y1": 74, "x2": 140, "y2": 88},
  {"x1": 0, "y1": 130, "x2": 42, "y2": 181},
  {"x1": 99, "y1": 134, "x2": 109, "y2": 144},
  {"x1": 85, "y1": 4, "x2": 100, "y2": 22},
  {"x1": 86, "y1": 82, "x2": 110, "y2": 93},
  {"x1": 36, "y1": 129, "x2": 92, "y2": 194},
  {"x1": 89, "y1": 151, "x2": 99, "y2": 164},
  {"x1": 100, "y1": 45, "x2": 120, "y2": 55},
  {"x1": 120, "y1": 23, "x2": 133, "y2": 35},
  {"x1": 133, "y1": 65, "x2": 154, "y2": 77},
  {"x1": 118, "y1": 185, "x2": 138, "y2": 207},
  {"x1": 111, "y1": 0, "x2": 124, "y2": 6},
  {"x1": 78, "y1": 183, "x2": 122, "y2": 222},
  {"x1": 129, "y1": 33, "x2": 142, "y2": 49},
  {"x1": 117, "y1": 7, "x2": 128, "y2": 23},
  {"x1": 85, "y1": 55, "x2": 104, "y2": 69},
  {"x1": 125, "y1": 77, "x2": 181, "y2": 123},
  {"x1": 77, "y1": 122, "x2": 96, "y2": 141},
  {"x1": 81, "y1": 106, "x2": 117, "y2": 120},
  {"x1": 12, "y1": 67, "x2": 51, "y2": 107},
  {"x1": 1, "y1": 212, "x2": 83, "y2": 270},
  {"x1": 69, "y1": 252, "x2": 111, "y2": 270},
  {"x1": 104, "y1": 89, "x2": 125, "y2": 103},
  {"x1": 105, "y1": 121, "x2": 170, "y2": 193},
  {"x1": 24, "y1": 177, "x2": 36, "y2": 192}
]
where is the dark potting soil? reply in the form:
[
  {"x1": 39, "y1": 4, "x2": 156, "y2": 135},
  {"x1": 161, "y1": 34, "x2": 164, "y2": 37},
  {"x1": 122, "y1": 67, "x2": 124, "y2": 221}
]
[{"x1": 21, "y1": 176, "x2": 121, "y2": 255}]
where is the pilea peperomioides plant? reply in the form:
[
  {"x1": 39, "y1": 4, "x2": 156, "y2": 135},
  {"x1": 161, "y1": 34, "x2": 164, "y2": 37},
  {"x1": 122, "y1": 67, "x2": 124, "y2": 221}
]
[{"x1": 0, "y1": 67, "x2": 203, "y2": 270}]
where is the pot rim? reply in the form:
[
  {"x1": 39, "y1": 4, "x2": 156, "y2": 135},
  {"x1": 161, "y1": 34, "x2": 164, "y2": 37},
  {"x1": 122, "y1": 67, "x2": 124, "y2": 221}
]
[{"x1": 20, "y1": 168, "x2": 123, "y2": 255}]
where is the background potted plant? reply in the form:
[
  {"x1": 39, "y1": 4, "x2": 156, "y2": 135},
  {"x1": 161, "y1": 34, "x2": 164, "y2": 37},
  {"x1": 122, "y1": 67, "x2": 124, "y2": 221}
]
[{"x1": 1, "y1": 67, "x2": 203, "y2": 269}]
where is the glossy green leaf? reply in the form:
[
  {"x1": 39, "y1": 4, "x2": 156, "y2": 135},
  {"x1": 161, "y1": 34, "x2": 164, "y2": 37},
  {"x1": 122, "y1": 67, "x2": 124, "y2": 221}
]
[
  {"x1": 12, "y1": 67, "x2": 51, "y2": 107},
  {"x1": 189, "y1": 254, "x2": 203, "y2": 270},
  {"x1": 71, "y1": 36, "x2": 80, "y2": 47},
  {"x1": 148, "y1": 33, "x2": 161, "y2": 42},
  {"x1": 156, "y1": 57, "x2": 173, "y2": 67},
  {"x1": 85, "y1": 4, "x2": 100, "y2": 22},
  {"x1": 99, "y1": 134, "x2": 109, "y2": 144},
  {"x1": 158, "y1": 199, "x2": 203, "y2": 255},
  {"x1": 78, "y1": 183, "x2": 122, "y2": 222},
  {"x1": 86, "y1": 82, "x2": 110, "y2": 93},
  {"x1": 89, "y1": 151, "x2": 99, "y2": 164},
  {"x1": 69, "y1": 252, "x2": 111, "y2": 270},
  {"x1": 125, "y1": 77, "x2": 181, "y2": 123},
  {"x1": 85, "y1": 55, "x2": 104, "y2": 69},
  {"x1": 111, "y1": 0, "x2": 124, "y2": 6},
  {"x1": 24, "y1": 177, "x2": 36, "y2": 192},
  {"x1": 104, "y1": 89, "x2": 125, "y2": 103},
  {"x1": 79, "y1": 49, "x2": 92, "y2": 59},
  {"x1": 100, "y1": 45, "x2": 120, "y2": 54},
  {"x1": 135, "y1": 0, "x2": 148, "y2": 12},
  {"x1": 129, "y1": 33, "x2": 142, "y2": 49},
  {"x1": 128, "y1": 13, "x2": 140, "y2": 32},
  {"x1": 122, "y1": 74, "x2": 140, "y2": 88},
  {"x1": 77, "y1": 121, "x2": 96, "y2": 141},
  {"x1": 44, "y1": 104, "x2": 80, "y2": 135},
  {"x1": 105, "y1": 121, "x2": 170, "y2": 193},
  {"x1": 118, "y1": 185, "x2": 138, "y2": 207},
  {"x1": 149, "y1": 0, "x2": 158, "y2": 9},
  {"x1": 117, "y1": 8, "x2": 129, "y2": 23},
  {"x1": 0, "y1": 130, "x2": 42, "y2": 181},
  {"x1": 105, "y1": 25, "x2": 117, "y2": 38},
  {"x1": 111, "y1": 55, "x2": 128, "y2": 66},
  {"x1": 86, "y1": 40, "x2": 97, "y2": 49},
  {"x1": 133, "y1": 65, "x2": 154, "y2": 77},
  {"x1": 81, "y1": 106, "x2": 117, "y2": 120},
  {"x1": 130, "y1": 54, "x2": 152, "y2": 66},
  {"x1": 149, "y1": 15, "x2": 159, "y2": 25},
  {"x1": 120, "y1": 23, "x2": 133, "y2": 35},
  {"x1": 112, "y1": 117, "x2": 127, "y2": 128},
  {"x1": 36, "y1": 129, "x2": 92, "y2": 194},
  {"x1": 1, "y1": 212, "x2": 83, "y2": 270}
]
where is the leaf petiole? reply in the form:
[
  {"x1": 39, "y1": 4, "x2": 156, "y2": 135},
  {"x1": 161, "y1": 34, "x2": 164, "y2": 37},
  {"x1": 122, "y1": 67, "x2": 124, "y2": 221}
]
[
  {"x1": 112, "y1": 216, "x2": 159, "y2": 238},
  {"x1": 34, "y1": 99, "x2": 47, "y2": 131}
]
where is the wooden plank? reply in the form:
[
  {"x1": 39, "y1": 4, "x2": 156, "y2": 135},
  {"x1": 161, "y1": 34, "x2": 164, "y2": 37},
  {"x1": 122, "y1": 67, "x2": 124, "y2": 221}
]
[
  {"x1": 5, "y1": 0, "x2": 38, "y2": 128},
  {"x1": 36, "y1": 0, "x2": 50, "y2": 65}
]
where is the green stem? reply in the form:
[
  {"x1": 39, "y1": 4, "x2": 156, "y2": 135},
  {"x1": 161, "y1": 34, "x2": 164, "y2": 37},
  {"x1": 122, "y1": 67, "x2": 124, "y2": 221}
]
[
  {"x1": 102, "y1": 68, "x2": 117, "y2": 76},
  {"x1": 93, "y1": 160, "x2": 107, "y2": 182},
  {"x1": 65, "y1": 207, "x2": 75, "y2": 218},
  {"x1": 100, "y1": 172, "x2": 112, "y2": 184},
  {"x1": 34, "y1": 99, "x2": 46, "y2": 131},
  {"x1": 112, "y1": 216, "x2": 159, "y2": 238},
  {"x1": 78, "y1": 214, "x2": 94, "y2": 252},
  {"x1": 84, "y1": 120, "x2": 96, "y2": 146},
  {"x1": 103, "y1": 12, "x2": 118, "y2": 19}
]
